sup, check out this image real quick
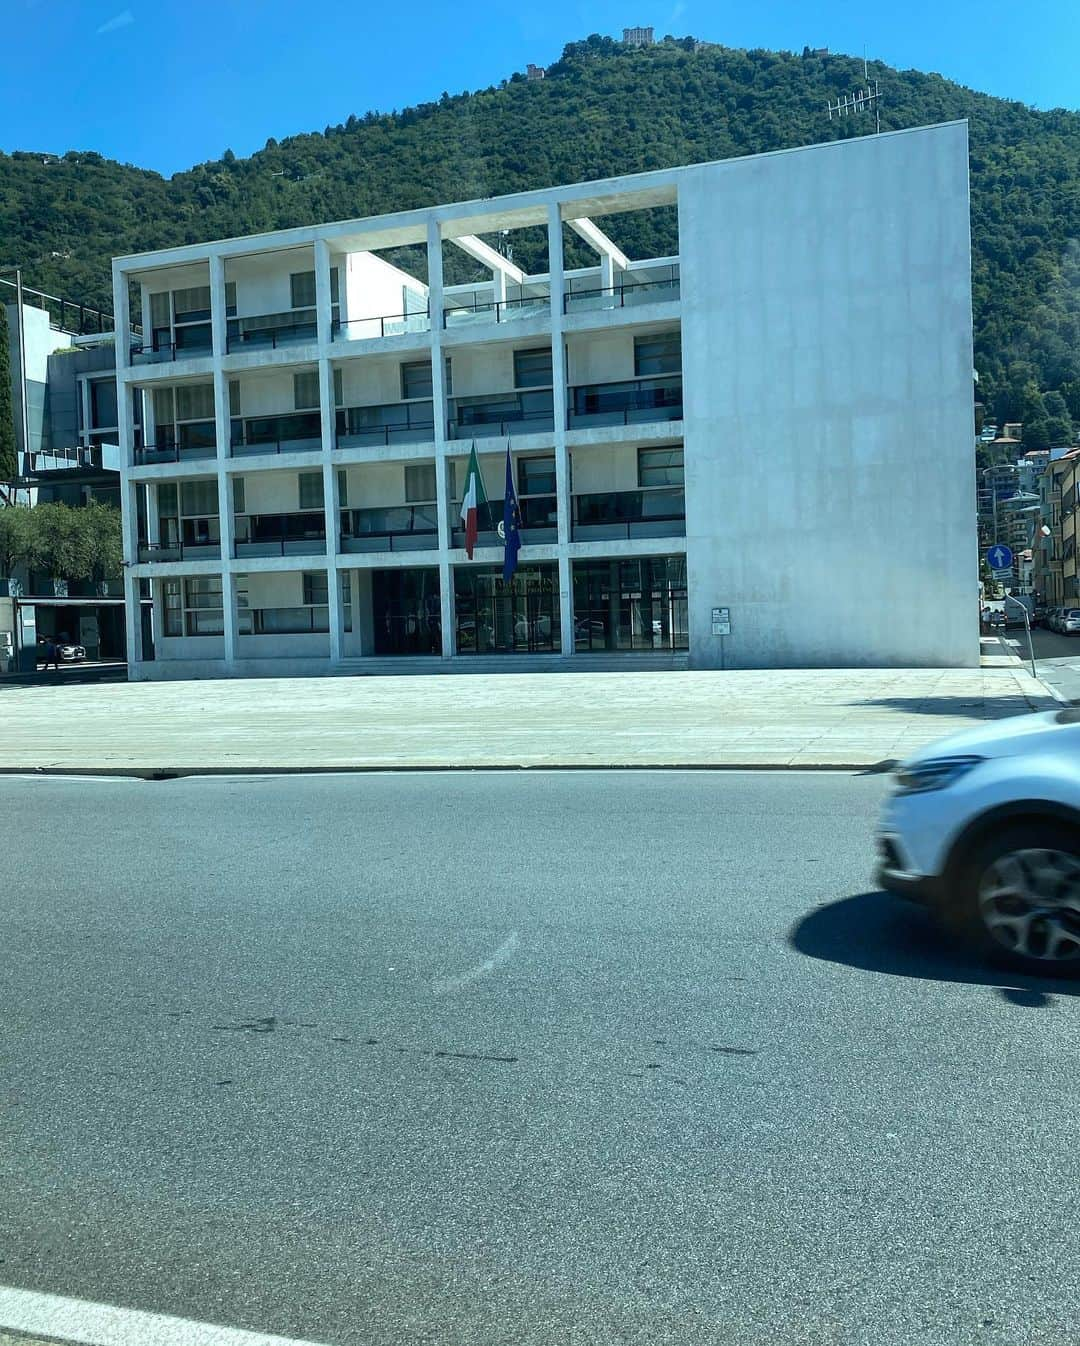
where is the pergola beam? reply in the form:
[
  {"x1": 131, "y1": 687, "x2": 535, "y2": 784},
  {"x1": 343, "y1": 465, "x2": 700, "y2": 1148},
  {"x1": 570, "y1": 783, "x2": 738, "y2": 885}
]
[
  {"x1": 449, "y1": 234, "x2": 524, "y2": 284},
  {"x1": 566, "y1": 217, "x2": 629, "y2": 269}
]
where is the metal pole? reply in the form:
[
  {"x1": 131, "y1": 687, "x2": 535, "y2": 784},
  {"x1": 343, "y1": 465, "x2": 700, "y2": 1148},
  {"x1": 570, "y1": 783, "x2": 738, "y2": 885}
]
[
  {"x1": 1004, "y1": 592, "x2": 1037, "y2": 680},
  {"x1": 13, "y1": 268, "x2": 30, "y2": 477}
]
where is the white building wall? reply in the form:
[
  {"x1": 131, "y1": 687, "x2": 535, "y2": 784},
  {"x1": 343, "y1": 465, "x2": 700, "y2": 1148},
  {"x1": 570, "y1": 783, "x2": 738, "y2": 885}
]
[
  {"x1": 336, "y1": 356, "x2": 411, "y2": 406},
  {"x1": 565, "y1": 330, "x2": 641, "y2": 385},
  {"x1": 235, "y1": 369, "x2": 305, "y2": 417},
  {"x1": 570, "y1": 444, "x2": 648, "y2": 493},
  {"x1": 344, "y1": 252, "x2": 427, "y2": 324},
  {"x1": 240, "y1": 471, "x2": 310, "y2": 514},
  {"x1": 678, "y1": 122, "x2": 977, "y2": 668},
  {"x1": 226, "y1": 251, "x2": 314, "y2": 318}
]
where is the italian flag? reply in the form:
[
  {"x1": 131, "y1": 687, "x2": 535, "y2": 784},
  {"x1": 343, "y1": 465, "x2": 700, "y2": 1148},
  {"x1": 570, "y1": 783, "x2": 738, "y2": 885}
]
[{"x1": 460, "y1": 446, "x2": 488, "y2": 559}]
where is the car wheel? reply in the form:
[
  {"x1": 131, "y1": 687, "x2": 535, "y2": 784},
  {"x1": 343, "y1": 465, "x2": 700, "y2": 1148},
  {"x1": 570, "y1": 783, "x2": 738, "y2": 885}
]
[{"x1": 953, "y1": 823, "x2": 1080, "y2": 975}]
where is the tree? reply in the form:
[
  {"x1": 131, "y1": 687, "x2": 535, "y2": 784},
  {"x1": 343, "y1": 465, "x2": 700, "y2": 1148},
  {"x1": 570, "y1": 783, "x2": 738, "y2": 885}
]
[
  {"x1": 0, "y1": 309, "x2": 16, "y2": 481},
  {"x1": 0, "y1": 504, "x2": 31, "y2": 577}
]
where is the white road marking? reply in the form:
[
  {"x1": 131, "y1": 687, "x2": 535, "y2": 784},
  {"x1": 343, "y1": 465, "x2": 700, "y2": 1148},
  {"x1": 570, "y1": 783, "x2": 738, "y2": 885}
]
[
  {"x1": 433, "y1": 931, "x2": 520, "y2": 994},
  {"x1": 0, "y1": 1286, "x2": 329, "y2": 1346}
]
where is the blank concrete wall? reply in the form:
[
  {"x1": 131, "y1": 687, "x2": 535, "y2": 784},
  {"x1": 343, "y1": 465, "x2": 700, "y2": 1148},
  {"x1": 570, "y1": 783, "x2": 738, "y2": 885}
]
[{"x1": 678, "y1": 121, "x2": 978, "y2": 669}]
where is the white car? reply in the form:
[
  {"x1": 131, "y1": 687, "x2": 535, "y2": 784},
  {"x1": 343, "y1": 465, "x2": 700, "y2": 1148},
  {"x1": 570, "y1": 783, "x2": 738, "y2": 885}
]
[
  {"x1": 1061, "y1": 609, "x2": 1080, "y2": 635},
  {"x1": 877, "y1": 709, "x2": 1080, "y2": 974}
]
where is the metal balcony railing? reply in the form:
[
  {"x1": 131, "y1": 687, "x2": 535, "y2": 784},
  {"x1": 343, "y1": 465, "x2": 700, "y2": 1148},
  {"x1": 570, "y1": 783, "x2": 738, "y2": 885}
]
[
  {"x1": 130, "y1": 335, "x2": 214, "y2": 364},
  {"x1": 340, "y1": 505, "x2": 439, "y2": 552},
  {"x1": 571, "y1": 488, "x2": 686, "y2": 541},
  {"x1": 233, "y1": 513, "x2": 328, "y2": 557},
  {"x1": 443, "y1": 295, "x2": 550, "y2": 327},
  {"x1": 563, "y1": 276, "x2": 681, "y2": 313},
  {"x1": 333, "y1": 311, "x2": 431, "y2": 341},
  {"x1": 135, "y1": 442, "x2": 218, "y2": 465},
  {"x1": 568, "y1": 377, "x2": 683, "y2": 429},
  {"x1": 226, "y1": 315, "x2": 318, "y2": 353},
  {"x1": 136, "y1": 540, "x2": 222, "y2": 563}
]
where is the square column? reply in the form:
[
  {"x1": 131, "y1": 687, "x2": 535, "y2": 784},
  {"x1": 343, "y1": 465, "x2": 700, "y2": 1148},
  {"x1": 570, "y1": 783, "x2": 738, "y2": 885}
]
[
  {"x1": 316, "y1": 248, "x2": 342, "y2": 665},
  {"x1": 427, "y1": 217, "x2": 455, "y2": 658},
  {"x1": 212, "y1": 353, "x2": 238, "y2": 668},
  {"x1": 547, "y1": 202, "x2": 575, "y2": 657},
  {"x1": 209, "y1": 253, "x2": 228, "y2": 359}
]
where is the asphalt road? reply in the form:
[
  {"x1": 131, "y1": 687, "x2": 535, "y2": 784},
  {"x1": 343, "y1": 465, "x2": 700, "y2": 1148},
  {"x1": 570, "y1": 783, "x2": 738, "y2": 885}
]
[{"x1": 2, "y1": 771, "x2": 1079, "y2": 1346}]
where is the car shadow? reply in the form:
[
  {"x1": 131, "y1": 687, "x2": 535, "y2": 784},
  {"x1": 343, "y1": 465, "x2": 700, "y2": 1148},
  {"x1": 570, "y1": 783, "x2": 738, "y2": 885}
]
[
  {"x1": 789, "y1": 891, "x2": 1080, "y2": 1005},
  {"x1": 849, "y1": 696, "x2": 1051, "y2": 718}
]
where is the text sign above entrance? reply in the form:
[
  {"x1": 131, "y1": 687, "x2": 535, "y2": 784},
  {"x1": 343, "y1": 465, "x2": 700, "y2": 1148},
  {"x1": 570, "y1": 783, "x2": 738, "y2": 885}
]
[{"x1": 711, "y1": 606, "x2": 731, "y2": 637}]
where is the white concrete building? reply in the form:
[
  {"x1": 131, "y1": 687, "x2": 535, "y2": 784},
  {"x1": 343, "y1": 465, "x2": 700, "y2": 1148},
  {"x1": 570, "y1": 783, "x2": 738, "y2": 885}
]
[{"x1": 113, "y1": 122, "x2": 978, "y2": 679}]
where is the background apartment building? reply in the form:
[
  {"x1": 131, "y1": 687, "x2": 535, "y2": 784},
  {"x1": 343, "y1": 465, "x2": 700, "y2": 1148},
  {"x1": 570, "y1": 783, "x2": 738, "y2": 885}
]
[{"x1": 112, "y1": 122, "x2": 977, "y2": 679}]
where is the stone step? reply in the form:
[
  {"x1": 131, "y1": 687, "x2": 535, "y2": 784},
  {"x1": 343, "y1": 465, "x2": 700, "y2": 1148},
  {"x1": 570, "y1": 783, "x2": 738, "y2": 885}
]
[{"x1": 332, "y1": 653, "x2": 689, "y2": 676}]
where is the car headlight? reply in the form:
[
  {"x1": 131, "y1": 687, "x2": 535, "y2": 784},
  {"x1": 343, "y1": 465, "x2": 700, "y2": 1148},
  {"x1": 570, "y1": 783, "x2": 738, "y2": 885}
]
[{"x1": 893, "y1": 755, "x2": 984, "y2": 795}]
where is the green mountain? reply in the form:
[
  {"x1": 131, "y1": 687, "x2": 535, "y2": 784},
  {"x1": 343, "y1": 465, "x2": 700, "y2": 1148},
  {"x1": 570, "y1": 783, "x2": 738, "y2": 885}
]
[{"x1": 2, "y1": 34, "x2": 1079, "y2": 444}]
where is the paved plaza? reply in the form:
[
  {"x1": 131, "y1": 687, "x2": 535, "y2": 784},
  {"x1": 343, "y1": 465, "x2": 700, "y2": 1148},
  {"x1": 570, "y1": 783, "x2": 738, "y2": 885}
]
[{"x1": 0, "y1": 663, "x2": 1058, "y2": 773}]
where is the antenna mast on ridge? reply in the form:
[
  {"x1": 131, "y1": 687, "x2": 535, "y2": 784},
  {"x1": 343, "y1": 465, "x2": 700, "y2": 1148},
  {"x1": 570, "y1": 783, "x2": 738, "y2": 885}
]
[{"x1": 827, "y1": 52, "x2": 882, "y2": 134}]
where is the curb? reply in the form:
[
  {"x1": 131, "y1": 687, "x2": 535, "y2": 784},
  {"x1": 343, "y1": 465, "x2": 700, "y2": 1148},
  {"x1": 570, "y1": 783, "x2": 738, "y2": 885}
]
[{"x1": 0, "y1": 760, "x2": 900, "y2": 780}]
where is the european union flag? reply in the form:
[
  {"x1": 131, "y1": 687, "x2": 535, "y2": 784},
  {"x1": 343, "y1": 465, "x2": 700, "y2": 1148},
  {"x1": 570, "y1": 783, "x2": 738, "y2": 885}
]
[{"x1": 503, "y1": 444, "x2": 521, "y2": 581}]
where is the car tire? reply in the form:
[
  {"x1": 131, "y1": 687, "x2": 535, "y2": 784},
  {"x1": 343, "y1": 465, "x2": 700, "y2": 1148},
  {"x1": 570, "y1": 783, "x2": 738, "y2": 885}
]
[{"x1": 949, "y1": 822, "x2": 1080, "y2": 976}]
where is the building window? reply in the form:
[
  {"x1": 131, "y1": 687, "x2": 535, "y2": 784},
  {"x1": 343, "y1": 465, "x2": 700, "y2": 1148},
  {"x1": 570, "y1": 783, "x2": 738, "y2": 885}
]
[
  {"x1": 634, "y1": 332, "x2": 681, "y2": 377},
  {"x1": 337, "y1": 470, "x2": 348, "y2": 508},
  {"x1": 299, "y1": 472, "x2": 324, "y2": 510},
  {"x1": 454, "y1": 565, "x2": 561, "y2": 655},
  {"x1": 184, "y1": 576, "x2": 224, "y2": 636},
  {"x1": 514, "y1": 348, "x2": 553, "y2": 389},
  {"x1": 163, "y1": 579, "x2": 182, "y2": 636},
  {"x1": 175, "y1": 384, "x2": 215, "y2": 421},
  {"x1": 180, "y1": 479, "x2": 218, "y2": 516},
  {"x1": 228, "y1": 380, "x2": 241, "y2": 416},
  {"x1": 233, "y1": 478, "x2": 246, "y2": 514},
  {"x1": 290, "y1": 271, "x2": 317, "y2": 309},
  {"x1": 333, "y1": 367, "x2": 343, "y2": 407},
  {"x1": 89, "y1": 378, "x2": 118, "y2": 430},
  {"x1": 402, "y1": 360, "x2": 433, "y2": 401},
  {"x1": 294, "y1": 371, "x2": 320, "y2": 410},
  {"x1": 173, "y1": 285, "x2": 211, "y2": 322},
  {"x1": 572, "y1": 556, "x2": 688, "y2": 652},
  {"x1": 372, "y1": 568, "x2": 441, "y2": 656},
  {"x1": 638, "y1": 446, "x2": 684, "y2": 487},
  {"x1": 518, "y1": 456, "x2": 556, "y2": 496},
  {"x1": 303, "y1": 571, "x2": 329, "y2": 606},
  {"x1": 405, "y1": 463, "x2": 437, "y2": 503},
  {"x1": 401, "y1": 358, "x2": 451, "y2": 400}
]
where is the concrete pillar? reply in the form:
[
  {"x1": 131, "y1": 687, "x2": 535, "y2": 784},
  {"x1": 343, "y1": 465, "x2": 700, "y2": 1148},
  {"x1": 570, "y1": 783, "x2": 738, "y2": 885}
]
[
  {"x1": 600, "y1": 252, "x2": 615, "y2": 293},
  {"x1": 111, "y1": 262, "x2": 131, "y2": 371},
  {"x1": 314, "y1": 239, "x2": 333, "y2": 348},
  {"x1": 547, "y1": 202, "x2": 575, "y2": 658},
  {"x1": 147, "y1": 483, "x2": 160, "y2": 546},
  {"x1": 491, "y1": 267, "x2": 507, "y2": 307},
  {"x1": 121, "y1": 479, "x2": 142, "y2": 666},
  {"x1": 428, "y1": 217, "x2": 455, "y2": 659},
  {"x1": 317, "y1": 294, "x2": 342, "y2": 665},
  {"x1": 212, "y1": 356, "x2": 238, "y2": 667},
  {"x1": 209, "y1": 254, "x2": 228, "y2": 359}
]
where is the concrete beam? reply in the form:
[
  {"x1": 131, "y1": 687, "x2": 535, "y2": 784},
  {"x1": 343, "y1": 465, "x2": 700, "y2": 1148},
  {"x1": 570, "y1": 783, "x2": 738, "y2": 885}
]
[
  {"x1": 449, "y1": 235, "x2": 524, "y2": 284},
  {"x1": 567, "y1": 217, "x2": 630, "y2": 270}
]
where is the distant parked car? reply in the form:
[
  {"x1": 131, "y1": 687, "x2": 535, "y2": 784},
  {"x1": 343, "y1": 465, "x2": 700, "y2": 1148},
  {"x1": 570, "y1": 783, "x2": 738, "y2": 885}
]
[
  {"x1": 1062, "y1": 609, "x2": 1080, "y2": 635},
  {"x1": 58, "y1": 642, "x2": 87, "y2": 662}
]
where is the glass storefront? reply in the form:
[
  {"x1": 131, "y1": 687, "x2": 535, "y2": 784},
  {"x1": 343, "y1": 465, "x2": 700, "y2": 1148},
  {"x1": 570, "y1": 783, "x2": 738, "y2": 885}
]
[
  {"x1": 573, "y1": 556, "x2": 688, "y2": 652},
  {"x1": 454, "y1": 565, "x2": 560, "y2": 655},
  {"x1": 372, "y1": 568, "x2": 442, "y2": 655}
]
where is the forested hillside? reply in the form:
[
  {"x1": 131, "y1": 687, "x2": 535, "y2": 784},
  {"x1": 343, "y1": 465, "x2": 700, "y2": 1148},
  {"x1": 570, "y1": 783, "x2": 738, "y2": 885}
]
[{"x1": 2, "y1": 34, "x2": 1079, "y2": 443}]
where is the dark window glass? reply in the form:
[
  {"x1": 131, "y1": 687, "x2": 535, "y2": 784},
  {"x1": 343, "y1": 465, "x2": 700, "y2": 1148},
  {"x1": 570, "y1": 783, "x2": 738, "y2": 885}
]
[
  {"x1": 401, "y1": 360, "x2": 433, "y2": 400},
  {"x1": 454, "y1": 565, "x2": 560, "y2": 655},
  {"x1": 290, "y1": 271, "x2": 317, "y2": 309},
  {"x1": 634, "y1": 332, "x2": 682, "y2": 377},
  {"x1": 303, "y1": 571, "x2": 329, "y2": 606},
  {"x1": 572, "y1": 556, "x2": 688, "y2": 652},
  {"x1": 514, "y1": 347, "x2": 553, "y2": 389},
  {"x1": 372, "y1": 568, "x2": 442, "y2": 655},
  {"x1": 405, "y1": 464, "x2": 437, "y2": 502},
  {"x1": 518, "y1": 456, "x2": 556, "y2": 495},
  {"x1": 638, "y1": 446, "x2": 684, "y2": 487},
  {"x1": 89, "y1": 379, "x2": 118, "y2": 429}
]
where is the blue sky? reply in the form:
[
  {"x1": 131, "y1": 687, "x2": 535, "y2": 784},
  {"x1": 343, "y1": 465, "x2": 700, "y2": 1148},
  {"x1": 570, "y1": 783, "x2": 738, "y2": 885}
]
[{"x1": 4, "y1": 0, "x2": 1078, "y2": 176}]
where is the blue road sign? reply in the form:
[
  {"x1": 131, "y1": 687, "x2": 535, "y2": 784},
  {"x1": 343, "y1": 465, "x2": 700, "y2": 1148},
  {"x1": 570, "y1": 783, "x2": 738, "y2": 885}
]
[{"x1": 986, "y1": 543, "x2": 1014, "y2": 571}]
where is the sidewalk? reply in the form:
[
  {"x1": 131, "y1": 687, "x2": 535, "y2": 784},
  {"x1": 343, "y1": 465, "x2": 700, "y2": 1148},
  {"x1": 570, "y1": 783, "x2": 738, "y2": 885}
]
[{"x1": 0, "y1": 665, "x2": 1058, "y2": 773}]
